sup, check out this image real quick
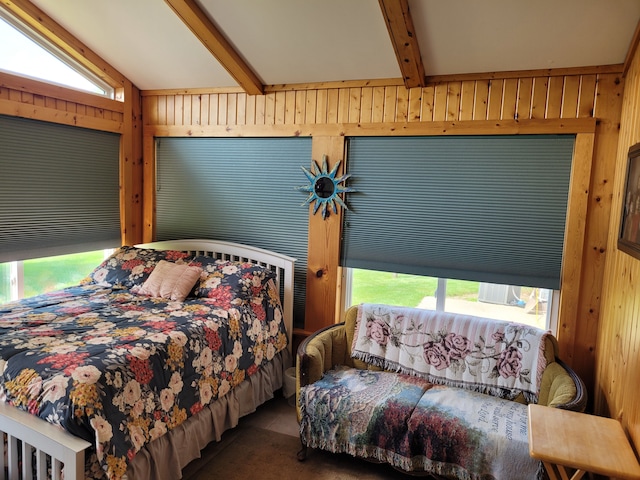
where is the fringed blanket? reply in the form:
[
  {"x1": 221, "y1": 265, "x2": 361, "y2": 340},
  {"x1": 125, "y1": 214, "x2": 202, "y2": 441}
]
[
  {"x1": 351, "y1": 303, "x2": 550, "y2": 402},
  {"x1": 299, "y1": 367, "x2": 543, "y2": 480}
]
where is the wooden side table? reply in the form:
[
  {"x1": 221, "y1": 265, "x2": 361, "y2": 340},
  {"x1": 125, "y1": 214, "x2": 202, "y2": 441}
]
[{"x1": 528, "y1": 404, "x2": 640, "y2": 480}]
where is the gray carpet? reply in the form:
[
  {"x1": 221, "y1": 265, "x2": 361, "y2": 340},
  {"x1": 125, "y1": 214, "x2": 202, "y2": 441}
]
[{"x1": 181, "y1": 426, "x2": 416, "y2": 480}]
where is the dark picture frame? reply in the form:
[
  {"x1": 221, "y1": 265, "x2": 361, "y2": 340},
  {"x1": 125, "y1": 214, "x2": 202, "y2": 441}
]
[{"x1": 618, "y1": 142, "x2": 640, "y2": 259}]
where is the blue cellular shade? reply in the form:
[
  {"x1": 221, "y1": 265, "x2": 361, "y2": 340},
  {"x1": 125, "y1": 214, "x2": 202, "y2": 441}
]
[
  {"x1": 341, "y1": 135, "x2": 575, "y2": 289},
  {"x1": 155, "y1": 137, "x2": 310, "y2": 329},
  {"x1": 0, "y1": 115, "x2": 121, "y2": 262}
]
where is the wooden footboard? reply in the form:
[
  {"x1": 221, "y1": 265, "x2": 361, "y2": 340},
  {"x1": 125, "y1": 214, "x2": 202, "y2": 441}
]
[{"x1": 0, "y1": 402, "x2": 91, "y2": 480}]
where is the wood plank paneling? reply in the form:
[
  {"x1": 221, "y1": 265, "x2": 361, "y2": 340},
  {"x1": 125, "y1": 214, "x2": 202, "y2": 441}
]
[
  {"x1": 360, "y1": 87, "x2": 373, "y2": 123},
  {"x1": 595, "y1": 45, "x2": 640, "y2": 452},
  {"x1": 487, "y1": 79, "x2": 503, "y2": 120},
  {"x1": 516, "y1": 78, "x2": 533, "y2": 120},
  {"x1": 547, "y1": 76, "x2": 564, "y2": 118},
  {"x1": 460, "y1": 80, "x2": 475, "y2": 121},
  {"x1": 383, "y1": 86, "x2": 397, "y2": 123},
  {"x1": 0, "y1": 73, "x2": 124, "y2": 129},
  {"x1": 396, "y1": 86, "x2": 409, "y2": 123},
  {"x1": 531, "y1": 77, "x2": 549, "y2": 119},
  {"x1": 433, "y1": 83, "x2": 448, "y2": 121},
  {"x1": 446, "y1": 82, "x2": 461, "y2": 121},
  {"x1": 408, "y1": 87, "x2": 422, "y2": 122},
  {"x1": 562, "y1": 76, "x2": 581, "y2": 119},
  {"x1": 501, "y1": 78, "x2": 518, "y2": 119},
  {"x1": 304, "y1": 90, "x2": 316, "y2": 124},
  {"x1": 421, "y1": 85, "x2": 434, "y2": 121},
  {"x1": 578, "y1": 75, "x2": 597, "y2": 118},
  {"x1": 295, "y1": 90, "x2": 306, "y2": 124},
  {"x1": 372, "y1": 86, "x2": 385, "y2": 123},
  {"x1": 473, "y1": 81, "x2": 489, "y2": 121}
]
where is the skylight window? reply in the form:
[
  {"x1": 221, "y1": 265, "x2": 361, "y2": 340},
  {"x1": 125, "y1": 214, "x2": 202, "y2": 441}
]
[{"x1": 0, "y1": 15, "x2": 112, "y2": 97}]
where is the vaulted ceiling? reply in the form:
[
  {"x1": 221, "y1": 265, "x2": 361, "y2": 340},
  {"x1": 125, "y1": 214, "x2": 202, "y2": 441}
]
[{"x1": 10, "y1": 0, "x2": 640, "y2": 93}]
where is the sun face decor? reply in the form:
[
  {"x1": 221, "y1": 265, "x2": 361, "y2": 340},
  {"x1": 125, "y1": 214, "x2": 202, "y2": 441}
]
[{"x1": 296, "y1": 155, "x2": 355, "y2": 219}]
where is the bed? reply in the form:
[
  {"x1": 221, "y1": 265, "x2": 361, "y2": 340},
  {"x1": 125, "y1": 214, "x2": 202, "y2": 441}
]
[{"x1": 0, "y1": 239, "x2": 295, "y2": 480}]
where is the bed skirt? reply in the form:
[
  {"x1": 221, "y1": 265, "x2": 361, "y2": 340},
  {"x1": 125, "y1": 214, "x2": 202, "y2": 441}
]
[{"x1": 125, "y1": 349, "x2": 291, "y2": 480}]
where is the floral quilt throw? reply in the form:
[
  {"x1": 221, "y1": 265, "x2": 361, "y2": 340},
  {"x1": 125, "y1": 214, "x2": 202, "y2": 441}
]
[
  {"x1": 299, "y1": 367, "x2": 543, "y2": 480},
  {"x1": 351, "y1": 303, "x2": 550, "y2": 402}
]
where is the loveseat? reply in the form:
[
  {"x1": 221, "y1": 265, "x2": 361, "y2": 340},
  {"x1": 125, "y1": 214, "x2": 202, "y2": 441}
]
[{"x1": 296, "y1": 304, "x2": 586, "y2": 479}]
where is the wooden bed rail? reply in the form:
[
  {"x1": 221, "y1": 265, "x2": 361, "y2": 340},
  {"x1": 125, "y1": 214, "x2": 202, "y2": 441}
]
[{"x1": 0, "y1": 401, "x2": 91, "y2": 480}]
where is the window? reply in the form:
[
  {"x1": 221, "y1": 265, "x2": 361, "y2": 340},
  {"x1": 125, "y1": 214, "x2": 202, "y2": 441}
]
[
  {"x1": 344, "y1": 269, "x2": 556, "y2": 330},
  {"x1": 0, "y1": 14, "x2": 113, "y2": 97},
  {"x1": 0, "y1": 115, "x2": 121, "y2": 263},
  {"x1": 340, "y1": 135, "x2": 574, "y2": 333},
  {"x1": 0, "y1": 250, "x2": 112, "y2": 304},
  {"x1": 155, "y1": 137, "x2": 311, "y2": 330}
]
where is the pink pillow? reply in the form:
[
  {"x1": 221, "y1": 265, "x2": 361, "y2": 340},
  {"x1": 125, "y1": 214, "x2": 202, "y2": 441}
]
[{"x1": 135, "y1": 260, "x2": 202, "y2": 301}]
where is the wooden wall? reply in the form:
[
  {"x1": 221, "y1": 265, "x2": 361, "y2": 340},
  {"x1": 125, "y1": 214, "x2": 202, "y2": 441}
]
[
  {"x1": 0, "y1": 73, "x2": 125, "y2": 131},
  {"x1": 595, "y1": 43, "x2": 640, "y2": 450},
  {"x1": 142, "y1": 66, "x2": 624, "y2": 397}
]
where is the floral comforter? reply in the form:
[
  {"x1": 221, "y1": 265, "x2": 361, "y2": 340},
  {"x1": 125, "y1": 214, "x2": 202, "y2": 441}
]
[{"x1": 0, "y1": 283, "x2": 288, "y2": 479}]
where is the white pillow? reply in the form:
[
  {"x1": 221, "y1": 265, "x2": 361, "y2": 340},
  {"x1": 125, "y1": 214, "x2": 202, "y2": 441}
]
[{"x1": 135, "y1": 260, "x2": 202, "y2": 302}]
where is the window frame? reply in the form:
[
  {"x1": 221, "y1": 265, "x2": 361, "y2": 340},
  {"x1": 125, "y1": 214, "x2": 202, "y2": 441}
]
[
  {"x1": 341, "y1": 267, "x2": 560, "y2": 332},
  {"x1": 1, "y1": 249, "x2": 114, "y2": 304},
  {"x1": 0, "y1": 11, "x2": 114, "y2": 98}
]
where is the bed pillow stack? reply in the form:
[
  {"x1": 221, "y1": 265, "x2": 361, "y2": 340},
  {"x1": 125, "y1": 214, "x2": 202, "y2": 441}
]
[{"x1": 84, "y1": 247, "x2": 279, "y2": 307}]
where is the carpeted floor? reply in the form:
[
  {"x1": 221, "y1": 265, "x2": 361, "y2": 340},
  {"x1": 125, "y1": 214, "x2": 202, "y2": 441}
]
[
  {"x1": 178, "y1": 394, "x2": 420, "y2": 480},
  {"x1": 181, "y1": 424, "x2": 412, "y2": 480}
]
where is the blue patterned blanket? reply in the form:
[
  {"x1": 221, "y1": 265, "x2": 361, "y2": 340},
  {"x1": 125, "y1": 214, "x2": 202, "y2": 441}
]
[{"x1": 351, "y1": 304, "x2": 550, "y2": 402}]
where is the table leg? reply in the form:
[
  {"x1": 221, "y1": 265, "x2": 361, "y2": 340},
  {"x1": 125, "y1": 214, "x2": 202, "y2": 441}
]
[{"x1": 543, "y1": 461, "x2": 587, "y2": 480}]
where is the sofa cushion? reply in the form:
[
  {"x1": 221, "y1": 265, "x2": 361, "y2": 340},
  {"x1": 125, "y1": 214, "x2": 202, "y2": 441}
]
[
  {"x1": 299, "y1": 367, "x2": 431, "y2": 464},
  {"x1": 299, "y1": 367, "x2": 542, "y2": 479},
  {"x1": 406, "y1": 384, "x2": 541, "y2": 479}
]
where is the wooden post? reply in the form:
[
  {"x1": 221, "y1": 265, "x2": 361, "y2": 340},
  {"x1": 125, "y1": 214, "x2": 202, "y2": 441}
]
[{"x1": 303, "y1": 136, "x2": 346, "y2": 334}]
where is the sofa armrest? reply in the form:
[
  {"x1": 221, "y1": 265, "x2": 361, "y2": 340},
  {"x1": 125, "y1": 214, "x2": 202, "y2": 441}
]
[
  {"x1": 297, "y1": 323, "x2": 350, "y2": 387},
  {"x1": 538, "y1": 357, "x2": 587, "y2": 412},
  {"x1": 295, "y1": 323, "x2": 351, "y2": 421}
]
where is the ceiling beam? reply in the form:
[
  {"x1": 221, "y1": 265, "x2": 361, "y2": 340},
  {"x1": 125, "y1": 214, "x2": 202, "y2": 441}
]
[
  {"x1": 165, "y1": 0, "x2": 263, "y2": 95},
  {"x1": 378, "y1": 0, "x2": 426, "y2": 88}
]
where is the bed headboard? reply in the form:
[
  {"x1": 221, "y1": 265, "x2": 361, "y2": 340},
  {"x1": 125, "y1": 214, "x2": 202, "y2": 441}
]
[{"x1": 136, "y1": 239, "x2": 296, "y2": 353}]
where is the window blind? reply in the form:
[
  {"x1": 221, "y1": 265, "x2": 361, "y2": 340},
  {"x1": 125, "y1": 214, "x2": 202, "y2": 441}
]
[
  {"x1": 0, "y1": 115, "x2": 121, "y2": 262},
  {"x1": 341, "y1": 135, "x2": 575, "y2": 289},
  {"x1": 155, "y1": 137, "x2": 310, "y2": 329}
]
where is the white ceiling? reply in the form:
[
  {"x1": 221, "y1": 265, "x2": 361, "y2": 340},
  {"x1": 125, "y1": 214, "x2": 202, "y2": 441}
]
[{"x1": 27, "y1": 0, "x2": 640, "y2": 91}]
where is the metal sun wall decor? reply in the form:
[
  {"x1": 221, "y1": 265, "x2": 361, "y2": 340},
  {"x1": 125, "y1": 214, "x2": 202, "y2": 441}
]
[{"x1": 296, "y1": 155, "x2": 355, "y2": 219}]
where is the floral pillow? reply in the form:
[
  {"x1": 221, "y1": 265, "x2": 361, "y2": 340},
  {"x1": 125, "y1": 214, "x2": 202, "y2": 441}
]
[
  {"x1": 85, "y1": 246, "x2": 193, "y2": 288},
  {"x1": 189, "y1": 255, "x2": 277, "y2": 307}
]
